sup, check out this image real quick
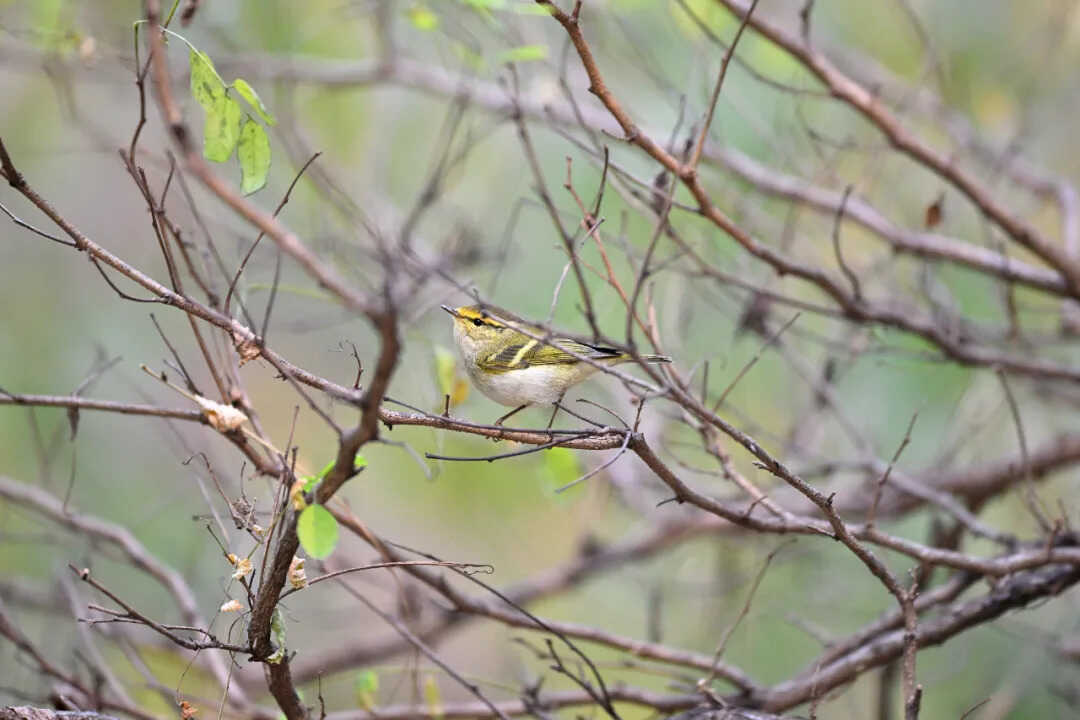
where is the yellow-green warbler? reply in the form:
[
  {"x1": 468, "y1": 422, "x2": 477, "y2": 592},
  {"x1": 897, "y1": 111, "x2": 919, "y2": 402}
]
[{"x1": 441, "y1": 304, "x2": 671, "y2": 425}]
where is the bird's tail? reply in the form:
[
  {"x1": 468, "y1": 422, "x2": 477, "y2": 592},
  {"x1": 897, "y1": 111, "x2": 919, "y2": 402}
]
[{"x1": 613, "y1": 353, "x2": 672, "y2": 364}]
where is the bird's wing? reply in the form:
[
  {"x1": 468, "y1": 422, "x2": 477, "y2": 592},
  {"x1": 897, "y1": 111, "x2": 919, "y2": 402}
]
[{"x1": 479, "y1": 338, "x2": 620, "y2": 372}]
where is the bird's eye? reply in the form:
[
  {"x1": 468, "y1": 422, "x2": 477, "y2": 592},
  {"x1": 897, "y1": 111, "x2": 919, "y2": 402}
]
[{"x1": 472, "y1": 318, "x2": 484, "y2": 327}]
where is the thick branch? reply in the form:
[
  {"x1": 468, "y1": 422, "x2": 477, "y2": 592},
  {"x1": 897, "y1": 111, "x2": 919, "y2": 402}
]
[{"x1": 745, "y1": 562, "x2": 1080, "y2": 711}]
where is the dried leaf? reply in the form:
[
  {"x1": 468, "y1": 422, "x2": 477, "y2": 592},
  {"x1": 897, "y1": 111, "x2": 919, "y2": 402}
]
[
  {"x1": 66, "y1": 406, "x2": 79, "y2": 440},
  {"x1": 78, "y1": 35, "x2": 96, "y2": 64},
  {"x1": 220, "y1": 599, "x2": 243, "y2": 613},
  {"x1": 179, "y1": 700, "x2": 199, "y2": 720},
  {"x1": 232, "y1": 331, "x2": 261, "y2": 364},
  {"x1": 924, "y1": 192, "x2": 944, "y2": 229},
  {"x1": 231, "y1": 556, "x2": 253, "y2": 580},
  {"x1": 193, "y1": 395, "x2": 248, "y2": 432},
  {"x1": 288, "y1": 555, "x2": 308, "y2": 589}
]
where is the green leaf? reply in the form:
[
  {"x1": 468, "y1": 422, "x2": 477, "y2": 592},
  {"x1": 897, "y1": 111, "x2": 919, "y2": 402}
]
[
  {"x1": 354, "y1": 670, "x2": 379, "y2": 710},
  {"x1": 232, "y1": 78, "x2": 277, "y2": 126},
  {"x1": 203, "y1": 95, "x2": 243, "y2": 162},
  {"x1": 267, "y1": 608, "x2": 286, "y2": 664},
  {"x1": 237, "y1": 118, "x2": 271, "y2": 194},
  {"x1": 301, "y1": 474, "x2": 320, "y2": 494},
  {"x1": 407, "y1": 5, "x2": 439, "y2": 30},
  {"x1": 189, "y1": 48, "x2": 224, "y2": 110},
  {"x1": 302, "y1": 452, "x2": 367, "y2": 493},
  {"x1": 456, "y1": 0, "x2": 502, "y2": 25},
  {"x1": 542, "y1": 447, "x2": 581, "y2": 499},
  {"x1": 453, "y1": 43, "x2": 487, "y2": 72},
  {"x1": 297, "y1": 504, "x2": 339, "y2": 559},
  {"x1": 510, "y1": 3, "x2": 556, "y2": 14},
  {"x1": 189, "y1": 46, "x2": 243, "y2": 163},
  {"x1": 497, "y1": 44, "x2": 547, "y2": 64}
]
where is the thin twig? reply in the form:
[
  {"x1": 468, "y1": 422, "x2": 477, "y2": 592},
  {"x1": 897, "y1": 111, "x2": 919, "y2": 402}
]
[
  {"x1": 867, "y1": 411, "x2": 919, "y2": 528},
  {"x1": 996, "y1": 368, "x2": 1052, "y2": 533},
  {"x1": 714, "y1": 313, "x2": 801, "y2": 412},
  {"x1": 687, "y1": 0, "x2": 761, "y2": 171},
  {"x1": 831, "y1": 185, "x2": 862, "y2": 300},
  {"x1": 700, "y1": 539, "x2": 794, "y2": 689}
]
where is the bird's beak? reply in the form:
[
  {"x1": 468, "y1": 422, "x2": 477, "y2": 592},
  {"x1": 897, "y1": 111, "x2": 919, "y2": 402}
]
[{"x1": 439, "y1": 304, "x2": 459, "y2": 318}]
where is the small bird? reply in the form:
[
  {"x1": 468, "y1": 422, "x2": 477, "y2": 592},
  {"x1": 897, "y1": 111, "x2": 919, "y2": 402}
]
[{"x1": 441, "y1": 304, "x2": 671, "y2": 426}]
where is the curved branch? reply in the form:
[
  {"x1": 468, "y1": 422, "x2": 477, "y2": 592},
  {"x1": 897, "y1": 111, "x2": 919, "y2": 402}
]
[
  {"x1": 0, "y1": 476, "x2": 248, "y2": 707},
  {"x1": 745, "y1": 562, "x2": 1080, "y2": 712},
  {"x1": 533, "y1": 1, "x2": 1080, "y2": 383},
  {"x1": 714, "y1": 0, "x2": 1080, "y2": 290},
  {"x1": 0, "y1": 393, "x2": 206, "y2": 423}
]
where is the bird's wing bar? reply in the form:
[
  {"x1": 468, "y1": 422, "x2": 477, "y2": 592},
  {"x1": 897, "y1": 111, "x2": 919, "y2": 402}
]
[{"x1": 479, "y1": 338, "x2": 619, "y2": 372}]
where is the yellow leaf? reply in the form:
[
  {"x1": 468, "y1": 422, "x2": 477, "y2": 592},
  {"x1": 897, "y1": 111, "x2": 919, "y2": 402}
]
[
  {"x1": 407, "y1": 5, "x2": 438, "y2": 30},
  {"x1": 450, "y1": 377, "x2": 469, "y2": 407},
  {"x1": 434, "y1": 346, "x2": 456, "y2": 396},
  {"x1": 434, "y1": 346, "x2": 469, "y2": 408},
  {"x1": 355, "y1": 670, "x2": 379, "y2": 709},
  {"x1": 290, "y1": 478, "x2": 308, "y2": 512},
  {"x1": 424, "y1": 675, "x2": 443, "y2": 720}
]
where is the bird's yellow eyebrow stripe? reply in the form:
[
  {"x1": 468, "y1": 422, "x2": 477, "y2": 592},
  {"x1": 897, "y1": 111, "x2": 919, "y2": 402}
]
[{"x1": 509, "y1": 339, "x2": 537, "y2": 367}]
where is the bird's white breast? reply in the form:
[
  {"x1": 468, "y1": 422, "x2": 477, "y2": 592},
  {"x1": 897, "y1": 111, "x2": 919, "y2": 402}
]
[{"x1": 466, "y1": 362, "x2": 577, "y2": 406}]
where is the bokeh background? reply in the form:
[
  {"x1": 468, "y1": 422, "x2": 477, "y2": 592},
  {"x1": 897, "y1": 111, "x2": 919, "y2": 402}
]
[{"x1": 2, "y1": 1, "x2": 1080, "y2": 718}]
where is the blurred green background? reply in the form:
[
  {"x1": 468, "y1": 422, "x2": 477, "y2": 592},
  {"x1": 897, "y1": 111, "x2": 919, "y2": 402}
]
[{"x1": 2, "y1": 1, "x2": 1080, "y2": 718}]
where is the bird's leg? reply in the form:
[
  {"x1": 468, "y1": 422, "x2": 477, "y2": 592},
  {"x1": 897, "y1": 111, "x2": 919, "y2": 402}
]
[
  {"x1": 491, "y1": 405, "x2": 528, "y2": 440},
  {"x1": 494, "y1": 405, "x2": 528, "y2": 426},
  {"x1": 546, "y1": 393, "x2": 566, "y2": 431}
]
